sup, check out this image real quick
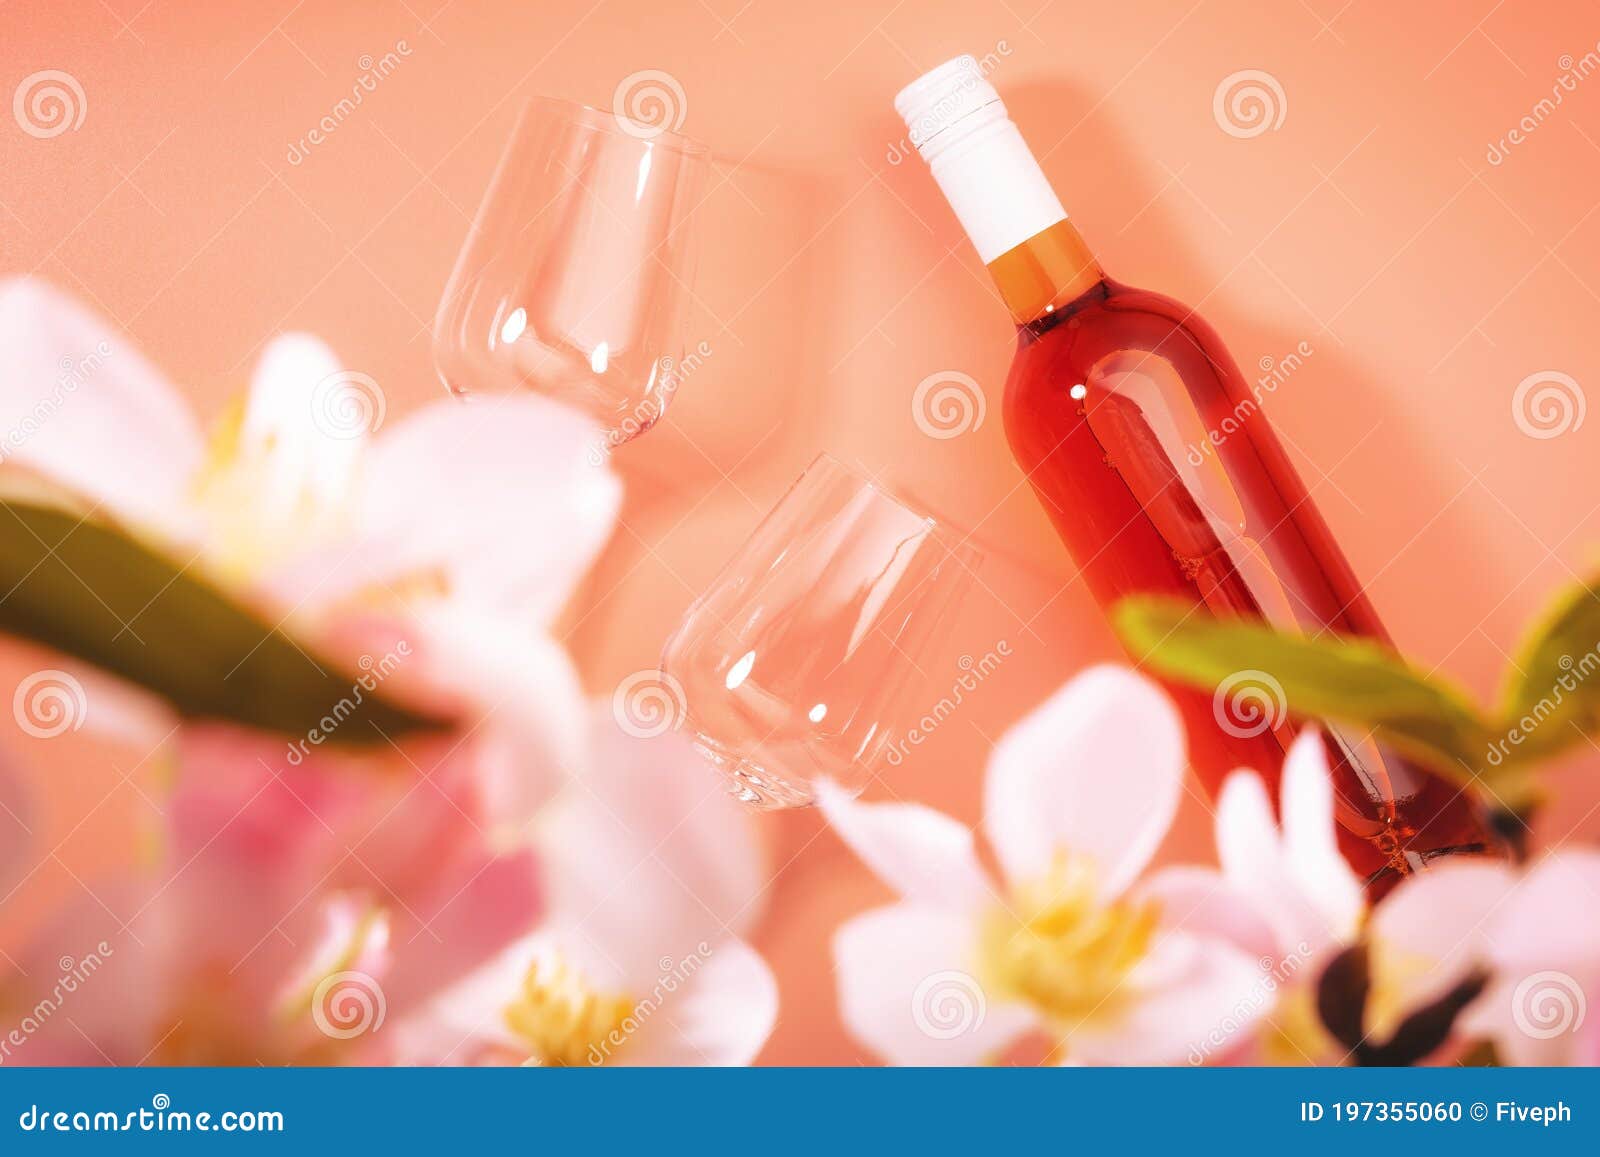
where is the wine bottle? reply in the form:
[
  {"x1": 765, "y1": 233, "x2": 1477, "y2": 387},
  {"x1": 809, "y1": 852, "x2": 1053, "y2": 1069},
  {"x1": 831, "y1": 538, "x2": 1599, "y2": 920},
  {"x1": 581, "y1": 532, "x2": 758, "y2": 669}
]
[{"x1": 895, "y1": 56, "x2": 1493, "y2": 890}]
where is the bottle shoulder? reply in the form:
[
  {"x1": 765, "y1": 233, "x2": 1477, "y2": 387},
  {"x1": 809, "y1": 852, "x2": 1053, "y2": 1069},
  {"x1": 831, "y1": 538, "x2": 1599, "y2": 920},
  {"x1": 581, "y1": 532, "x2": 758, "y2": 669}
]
[{"x1": 1020, "y1": 278, "x2": 1217, "y2": 345}]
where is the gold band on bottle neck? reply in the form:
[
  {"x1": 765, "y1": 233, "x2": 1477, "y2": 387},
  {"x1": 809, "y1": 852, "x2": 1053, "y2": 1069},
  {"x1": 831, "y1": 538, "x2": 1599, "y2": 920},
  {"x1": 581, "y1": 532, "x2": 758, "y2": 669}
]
[{"x1": 986, "y1": 218, "x2": 1104, "y2": 326}]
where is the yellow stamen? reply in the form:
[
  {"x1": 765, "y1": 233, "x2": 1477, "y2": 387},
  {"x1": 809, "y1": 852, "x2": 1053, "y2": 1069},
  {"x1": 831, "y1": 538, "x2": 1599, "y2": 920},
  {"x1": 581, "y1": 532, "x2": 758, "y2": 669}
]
[
  {"x1": 504, "y1": 954, "x2": 635, "y2": 1067},
  {"x1": 979, "y1": 854, "x2": 1159, "y2": 1030},
  {"x1": 1261, "y1": 983, "x2": 1337, "y2": 1065},
  {"x1": 1363, "y1": 940, "x2": 1434, "y2": 1046}
]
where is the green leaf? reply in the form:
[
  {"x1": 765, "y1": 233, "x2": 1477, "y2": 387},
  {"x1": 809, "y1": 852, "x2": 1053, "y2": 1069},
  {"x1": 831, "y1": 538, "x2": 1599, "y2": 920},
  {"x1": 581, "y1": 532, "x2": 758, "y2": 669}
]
[
  {"x1": 0, "y1": 488, "x2": 451, "y2": 744},
  {"x1": 1112, "y1": 597, "x2": 1534, "y2": 807},
  {"x1": 1498, "y1": 572, "x2": 1600, "y2": 758}
]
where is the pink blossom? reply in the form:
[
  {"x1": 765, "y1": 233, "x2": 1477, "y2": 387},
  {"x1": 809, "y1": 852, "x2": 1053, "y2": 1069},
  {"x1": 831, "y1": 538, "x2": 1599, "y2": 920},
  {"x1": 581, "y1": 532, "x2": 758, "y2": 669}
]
[
  {"x1": 0, "y1": 728, "x2": 541, "y2": 1064},
  {"x1": 1202, "y1": 734, "x2": 1367, "y2": 1063},
  {"x1": 1371, "y1": 851, "x2": 1600, "y2": 1065},
  {"x1": 389, "y1": 711, "x2": 775, "y2": 1066},
  {"x1": 822, "y1": 665, "x2": 1271, "y2": 1065},
  {"x1": 0, "y1": 276, "x2": 623, "y2": 840},
  {"x1": 0, "y1": 278, "x2": 629, "y2": 1063}
]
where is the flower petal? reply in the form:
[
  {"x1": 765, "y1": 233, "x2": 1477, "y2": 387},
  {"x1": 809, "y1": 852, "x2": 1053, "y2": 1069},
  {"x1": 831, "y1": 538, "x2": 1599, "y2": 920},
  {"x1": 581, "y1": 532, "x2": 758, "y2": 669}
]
[
  {"x1": 272, "y1": 892, "x2": 392, "y2": 1034},
  {"x1": 1068, "y1": 930, "x2": 1269, "y2": 1066},
  {"x1": 1134, "y1": 865, "x2": 1281, "y2": 963},
  {"x1": 1279, "y1": 731, "x2": 1364, "y2": 946},
  {"x1": 0, "y1": 882, "x2": 167, "y2": 1064},
  {"x1": 410, "y1": 608, "x2": 587, "y2": 842},
  {"x1": 816, "y1": 778, "x2": 992, "y2": 911},
  {"x1": 1461, "y1": 851, "x2": 1600, "y2": 1066},
  {"x1": 984, "y1": 665, "x2": 1184, "y2": 900},
  {"x1": 1365, "y1": 859, "x2": 1515, "y2": 1044},
  {"x1": 536, "y1": 708, "x2": 770, "y2": 985},
  {"x1": 308, "y1": 394, "x2": 622, "y2": 622},
  {"x1": 241, "y1": 334, "x2": 367, "y2": 514},
  {"x1": 383, "y1": 930, "x2": 545, "y2": 1066},
  {"x1": 1217, "y1": 764, "x2": 1351, "y2": 959},
  {"x1": 833, "y1": 903, "x2": 1034, "y2": 1065},
  {"x1": 1487, "y1": 851, "x2": 1600, "y2": 971},
  {"x1": 614, "y1": 938, "x2": 778, "y2": 1066},
  {"x1": 379, "y1": 845, "x2": 544, "y2": 1018},
  {"x1": 0, "y1": 277, "x2": 202, "y2": 535}
]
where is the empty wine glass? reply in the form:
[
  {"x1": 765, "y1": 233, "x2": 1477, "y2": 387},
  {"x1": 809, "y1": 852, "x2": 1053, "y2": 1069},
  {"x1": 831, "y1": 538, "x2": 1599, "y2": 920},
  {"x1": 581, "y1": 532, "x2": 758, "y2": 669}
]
[
  {"x1": 433, "y1": 96, "x2": 708, "y2": 447},
  {"x1": 661, "y1": 454, "x2": 980, "y2": 808}
]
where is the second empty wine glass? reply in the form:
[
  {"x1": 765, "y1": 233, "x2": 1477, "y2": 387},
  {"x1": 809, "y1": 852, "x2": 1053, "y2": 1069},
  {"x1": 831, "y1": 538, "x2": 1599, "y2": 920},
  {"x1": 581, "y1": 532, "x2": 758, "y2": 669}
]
[
  {"x1": 434, "y1": 96, "x2": 708, "y2": 446},
  {"x1": 661, "y1": 455, "x2": 980, "y2": 808}
]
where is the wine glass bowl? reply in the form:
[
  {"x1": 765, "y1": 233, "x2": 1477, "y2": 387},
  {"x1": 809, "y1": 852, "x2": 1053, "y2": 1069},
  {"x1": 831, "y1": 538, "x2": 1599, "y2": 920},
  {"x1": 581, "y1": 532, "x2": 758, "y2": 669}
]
[
  {"x1": 661, "y1": 455, "x2": 980, "y2": 808},
  {"x1": 433, "y1": 97, "x2": 708, "y2": 446}
]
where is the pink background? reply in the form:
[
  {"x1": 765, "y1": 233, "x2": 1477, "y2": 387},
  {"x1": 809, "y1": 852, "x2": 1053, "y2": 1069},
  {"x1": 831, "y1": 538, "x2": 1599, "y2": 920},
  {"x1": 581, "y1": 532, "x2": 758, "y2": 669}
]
[{"x1": 3, "y1": 0, "x2": 1599, "y2": 1062}]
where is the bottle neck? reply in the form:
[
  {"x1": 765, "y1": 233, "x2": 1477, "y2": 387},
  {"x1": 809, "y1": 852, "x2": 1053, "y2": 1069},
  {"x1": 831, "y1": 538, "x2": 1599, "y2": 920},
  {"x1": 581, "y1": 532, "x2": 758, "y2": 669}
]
[
  {"x1": 986, "y1": 218, "x2": 1104, "y2": 327},
  {"x1": 914, "y1": 104, "x2": 1104, "y2": 326}
]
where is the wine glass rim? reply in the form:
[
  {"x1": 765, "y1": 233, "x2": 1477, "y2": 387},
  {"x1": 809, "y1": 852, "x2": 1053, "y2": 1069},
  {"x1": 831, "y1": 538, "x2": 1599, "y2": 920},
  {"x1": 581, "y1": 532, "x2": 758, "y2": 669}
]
[
  {"x1": 805, "y1": 452, "x2": 983, "y2": 562},
  {"x1": 524, "y1": 94, "x2": 712, "y2": 156}
]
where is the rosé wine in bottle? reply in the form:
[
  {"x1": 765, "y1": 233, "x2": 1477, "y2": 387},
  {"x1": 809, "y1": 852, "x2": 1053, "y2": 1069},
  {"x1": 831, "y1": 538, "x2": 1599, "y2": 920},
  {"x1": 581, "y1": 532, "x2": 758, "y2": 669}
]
[{"x1": 895, "y1": 56, "x2": 1493, "y2": 891}]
